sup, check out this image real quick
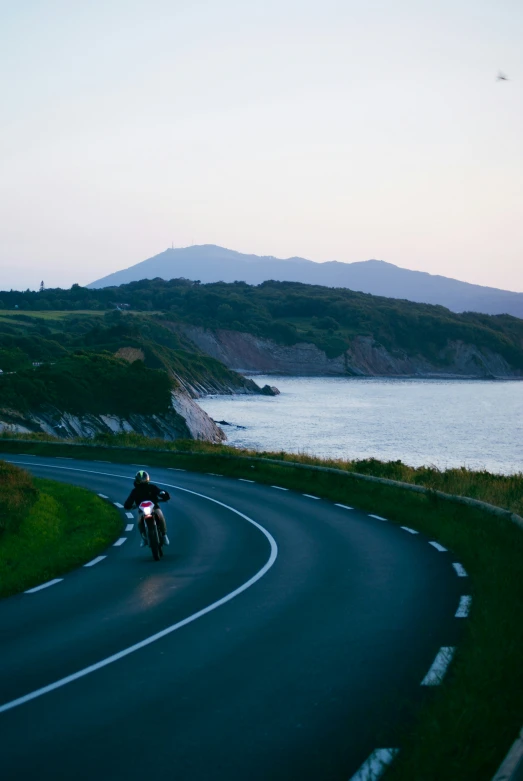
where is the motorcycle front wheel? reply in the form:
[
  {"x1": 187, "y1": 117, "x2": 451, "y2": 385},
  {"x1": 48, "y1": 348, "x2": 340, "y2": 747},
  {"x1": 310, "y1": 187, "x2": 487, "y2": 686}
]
[{"x1": 149, "y1": 525, "x2": 161, "y2": 562}]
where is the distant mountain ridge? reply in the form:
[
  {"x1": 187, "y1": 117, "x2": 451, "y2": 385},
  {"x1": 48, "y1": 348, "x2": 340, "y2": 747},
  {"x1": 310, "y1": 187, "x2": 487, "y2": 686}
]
[{"x1": 88, "y1": 245, "x2": 523, "y2": 319}]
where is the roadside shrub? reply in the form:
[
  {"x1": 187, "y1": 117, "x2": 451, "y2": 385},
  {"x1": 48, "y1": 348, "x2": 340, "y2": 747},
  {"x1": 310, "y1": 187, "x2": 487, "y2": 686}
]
[{"x1": 0, "y1": 460, "x2": 39, "y2": 535}]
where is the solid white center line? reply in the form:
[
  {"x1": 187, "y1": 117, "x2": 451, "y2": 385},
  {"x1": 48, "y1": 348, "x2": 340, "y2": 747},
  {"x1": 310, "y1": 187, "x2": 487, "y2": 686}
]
[
  {"x1": 125, "y1": 512, "x2": 134, "y2": 519},
  {"x1": 335, "y1": 503, "x2": 353, "y2": 510},
  {"x1": 271, "y1": 486, "x2": 288, "y2": 491},
  {"x1": 455, "y1": 595, "x2": 472, "y2": 618},
  {"x1": 421, "y1": 647, "x2": 455, "y2": 685},
  {"x1": 429, "y1": 541, "x2": 448, "y2": 552},
  {"x1": 452, "y1": 562, "x2": 468, "y2": 577},
  {"x1": 400, "y1": 526, "x2": 419, "y2": 534},
  {"x1": 303, "y1": 494, "x2": 320, "y2": 500},
  {"x1": 84, "y1": 556, "x2": 107, "y2": 568},
  {"x1": 113, "y1": 502, "x2": 124, "y2": 508},
  {"x1": 239, "y1": 478, "x2": 255, "y2": 483},
  {"x1": 350, "y1": 748, "x2": 399, "y2": 780},
  {"x1": 369, "y1": 514, "x2": 387, "y2": 521},
  {"x1": 113, "y1": 538, "x2": 127, "y2": 547},
  {"x1": 25, "y1": 579, "x2": 63, "y2": 594},
  {"x1": 125, "y1": 524, "x2": 134, "y2": 532},
  {"x1": 97, "y1": 494, "x2": 109, "y2": 499}
]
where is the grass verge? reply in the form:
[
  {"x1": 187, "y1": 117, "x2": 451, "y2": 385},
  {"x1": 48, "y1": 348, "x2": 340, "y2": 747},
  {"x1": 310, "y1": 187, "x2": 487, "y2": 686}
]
[
  {"x1": 0, "y1": 463, "x2": 122, "y2": 599},
  {"x1": 0, "y1": 437, "x2": 522, "y2": 779}
]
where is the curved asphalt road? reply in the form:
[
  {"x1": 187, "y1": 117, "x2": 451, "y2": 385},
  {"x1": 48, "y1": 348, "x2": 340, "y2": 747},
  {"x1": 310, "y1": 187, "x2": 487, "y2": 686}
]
[{"x1": 0, "y1": 455, "x2": 466, "y2": 781}]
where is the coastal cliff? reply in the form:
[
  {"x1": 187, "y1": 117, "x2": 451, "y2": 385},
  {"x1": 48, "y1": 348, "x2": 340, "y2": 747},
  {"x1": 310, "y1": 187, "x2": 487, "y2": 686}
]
[
  {"x1": 182, "y1": 327, "x2": 522, "y2": 379},
  {"x1": 0, "y1": 389, "x2": 226, "y2": 443}
]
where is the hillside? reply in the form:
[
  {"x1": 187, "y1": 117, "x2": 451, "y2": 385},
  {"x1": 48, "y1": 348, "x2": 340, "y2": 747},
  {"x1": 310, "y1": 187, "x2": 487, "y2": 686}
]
[
  {"x1": 1, "y1": 279, "x2": 522, "y2": 378},
  {"x1": 0, "y1": 310, "x2": 274, "y2": 441},
  {"x1": 86, "y1": 244, "x2": 523, "y2": 318}
]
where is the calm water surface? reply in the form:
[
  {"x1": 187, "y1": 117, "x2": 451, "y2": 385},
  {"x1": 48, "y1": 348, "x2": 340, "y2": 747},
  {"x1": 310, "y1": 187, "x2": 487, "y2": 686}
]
[{"x1": 198, "y1": 377, "x2": 523, "y2": 474}]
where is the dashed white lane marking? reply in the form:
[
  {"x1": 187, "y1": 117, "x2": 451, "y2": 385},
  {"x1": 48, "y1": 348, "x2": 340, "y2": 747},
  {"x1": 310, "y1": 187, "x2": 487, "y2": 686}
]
[
  {"x1": 125, "y1": 512, "x2": 134, "y2": 519},
  {"x1": 421, "y1": 647, "x2": 455, "y2": 685},
  {"x1": 271, "y1": 485, "x2": 288, "y2": 491},
  {"x1": 455, "y1": 595, "x2": 472, "y2": 618},
  {"x1": 350, "y1": 748, "x2": 399, "y2": 780},
  {"x1": 60, "y1": 457, "x2": 73, "y2": 460},
  {"x1": 0, "y1": 467, "x2": 278, "y2": 715},
  {"x1": 97, "y1": 494, "x2": 109, "y2": 499},
  {"x1": 303, "y1": 494, "x2": 320, "y2": 500},
  {"x1": 168, "y1": 467, "x2": 186, "y2": 471},
  {"x1": 125, "y1": 524, "x2": 134, "y2": 532},
  {"x1": 113, "y1": 538, "x2": 127, "y2": 547},
  {"x1": 429, "y1": 541, "x2": 447, "y2": 552},
  {"x1": 113, "y1": 502, "x2": 124, "y2": 508},
  {"x1": 239, "y1": 478, "x2": 255, "y2": 483},
  {"x1": 206, "y1": 473, "x2": 223, "y2": 477},
  {"x1": 25, "y1": 579, "x2": 63, "y2": 594},
  {"x1": 94, "y1": 460, "x2": 109, "y2": 463},
  {"x1": 400, "y1": 526, "x2": 418, "y2": 534},
  {"x1": 84, "y1": 556, "x2": 107, "y2": 568},
  {"x1": 452, "y1": 562, "x2": 468, "y2": 577},
  {"x1": 335, "y1": 503, "x2": 353, "y2": 510},
  {"x1": 369, "y1": 514, "x2": 387, "y2": 521}
]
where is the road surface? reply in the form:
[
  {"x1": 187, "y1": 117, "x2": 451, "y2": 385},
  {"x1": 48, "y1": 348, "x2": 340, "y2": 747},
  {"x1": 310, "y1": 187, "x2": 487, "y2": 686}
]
[{"x1": 0, "y1": 455, "x2": 467, "y2": 780}]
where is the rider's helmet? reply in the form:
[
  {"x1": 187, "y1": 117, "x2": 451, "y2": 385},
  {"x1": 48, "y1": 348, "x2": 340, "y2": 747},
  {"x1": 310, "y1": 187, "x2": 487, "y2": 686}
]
[{"x1": 135, "y1": 470, "x2": 150, "y2": 484}]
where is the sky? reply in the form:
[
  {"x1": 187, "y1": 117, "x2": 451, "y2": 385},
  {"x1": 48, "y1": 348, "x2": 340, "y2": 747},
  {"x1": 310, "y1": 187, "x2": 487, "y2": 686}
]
[{"x1": 1, "y1": 0, "x2": 522, "y2": 292}]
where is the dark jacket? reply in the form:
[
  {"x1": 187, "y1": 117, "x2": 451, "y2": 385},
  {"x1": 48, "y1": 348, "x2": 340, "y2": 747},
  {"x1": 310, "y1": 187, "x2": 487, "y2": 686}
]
[{"x1": 124, "y1": 482, "x2": 170, "y2": 510}]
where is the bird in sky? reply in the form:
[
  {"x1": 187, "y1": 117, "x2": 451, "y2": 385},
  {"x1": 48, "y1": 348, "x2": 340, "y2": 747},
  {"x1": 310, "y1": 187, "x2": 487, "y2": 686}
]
[{"x1": 497, "y1": 72, "x2": 509, "y2": 81}]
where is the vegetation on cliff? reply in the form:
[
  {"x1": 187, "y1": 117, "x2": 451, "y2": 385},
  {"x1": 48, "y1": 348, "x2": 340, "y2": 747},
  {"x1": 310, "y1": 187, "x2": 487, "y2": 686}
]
[
  {"x1": 1, "y1": 277, "x2": 522, "y2": 366},
  {"x1": 0, "y1": 309, "x2": 262, "y2": 419}
]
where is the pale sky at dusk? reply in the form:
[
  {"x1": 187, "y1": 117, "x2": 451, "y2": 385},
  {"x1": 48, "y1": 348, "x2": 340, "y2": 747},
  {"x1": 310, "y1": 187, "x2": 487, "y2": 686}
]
[{"x1": 1, "y1": 1, "x2": 522, "y2": 292}]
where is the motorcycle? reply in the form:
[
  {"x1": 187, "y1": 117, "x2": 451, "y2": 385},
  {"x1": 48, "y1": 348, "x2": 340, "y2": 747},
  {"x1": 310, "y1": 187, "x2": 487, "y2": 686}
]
[{"x1": 138, "y1": 500, "x2": 165, "y2": 561}]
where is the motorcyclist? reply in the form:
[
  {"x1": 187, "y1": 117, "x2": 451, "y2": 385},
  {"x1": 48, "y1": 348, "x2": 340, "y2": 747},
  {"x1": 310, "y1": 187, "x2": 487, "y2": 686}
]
[{"x1": 124, "y1": 470, "x2": 170, "y2": 547}]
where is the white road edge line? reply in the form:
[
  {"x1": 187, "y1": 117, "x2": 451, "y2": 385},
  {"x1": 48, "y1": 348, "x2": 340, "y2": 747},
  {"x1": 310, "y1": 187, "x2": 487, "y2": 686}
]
[
  {"x1": 400, "y1": 526, "x2": 419, "y2": 534},
  {"x1": 452, "y1": 562, "x2": 468, "y2": 577},
  {"x1": 238, "y1": 478, "x2": 255, "y2": 483},
  {"x1": 349, "y1": 748, "x2": 399, "y2": 780},
  {"x1": 113, "y1": 502, "x2": 124, "y2": 508},
  {"x1": 369, "y1": 514, "x2": 387, "y2": 521},
  {"x1": 271, "y1": 485, "x2": 288, "y2": 491},
  {"x1": 97, "y1": 494, "x2": 109, "y2": 499},
  {"x1": 84, "y1": 556, "x2": 107, "y2": 568},
  {"x1": 0, "y1": 464, "x2": 278, "y2": 715},
  {"x1": 421, "y1": 647, "x2": 455, "y2": 685},
  {"x1": 113, "y1": 538, "x2": 127, "y2": 547},
  {"x1": 125, "y1": 512, "x2": 134, "y2": 519},
  {"x1": 25, "y1": 579, "x2": 63, "y2": 594},
  {"x1": 455, "y1": 595, "x2": 472, "y2": 618},
  {"x1": 335, "y1": 503, "x2": 353, "y2": 510},
  {"x1": 429, "y1": 541, "x2": 448, "y2": 552},
  {"x1": 125, "y1": 523, "x2": 134, "y2": 532}
]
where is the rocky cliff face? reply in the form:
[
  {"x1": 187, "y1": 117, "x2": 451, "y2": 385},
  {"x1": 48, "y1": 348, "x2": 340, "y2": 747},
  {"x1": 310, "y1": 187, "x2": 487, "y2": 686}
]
[
  {"x1": 182, "y1": 326, "x2": 522, "y2": 379},
  {"x1": 0, "y1": 389, "x2": 225, "y2": 443}
]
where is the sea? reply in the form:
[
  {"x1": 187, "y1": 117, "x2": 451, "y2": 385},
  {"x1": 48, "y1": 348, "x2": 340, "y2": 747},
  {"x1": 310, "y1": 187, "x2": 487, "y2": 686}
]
[{"x1": 197, "y1": 376, "x2": 523, "y2": 475}]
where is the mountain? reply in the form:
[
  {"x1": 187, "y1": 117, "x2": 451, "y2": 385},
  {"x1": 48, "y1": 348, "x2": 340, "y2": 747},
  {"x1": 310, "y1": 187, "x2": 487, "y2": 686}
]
[{"x1": 88, "y1": 245, "x2": 523, "y2": 319}]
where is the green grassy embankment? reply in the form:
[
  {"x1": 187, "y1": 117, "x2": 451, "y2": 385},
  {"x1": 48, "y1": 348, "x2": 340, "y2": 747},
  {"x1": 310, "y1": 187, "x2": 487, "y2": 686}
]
[
  {"x1": 0, "y1": 436, "x2": 522, "y2": 779},
  {"x1": 0, "y1": 460, "x2": 122, "y2": 598}
]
